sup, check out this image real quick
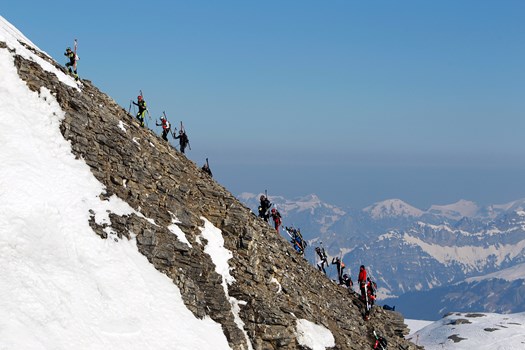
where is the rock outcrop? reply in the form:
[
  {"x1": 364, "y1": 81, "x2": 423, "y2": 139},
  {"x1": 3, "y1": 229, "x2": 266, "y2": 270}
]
[{"x1": 5, "y1": 39, "x2": 420, "y2": 350}]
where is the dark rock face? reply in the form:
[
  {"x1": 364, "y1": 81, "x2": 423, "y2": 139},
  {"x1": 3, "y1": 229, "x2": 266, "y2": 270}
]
[{"x1": 5, "y1": 40, "x2": 419, "y2": 350}]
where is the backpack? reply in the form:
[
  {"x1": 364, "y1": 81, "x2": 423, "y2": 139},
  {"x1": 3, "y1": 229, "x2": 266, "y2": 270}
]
[
  {"x1": 376, "y1": 337, "x2": 387, "y2": 349},
  {"x1": 316, "y1": 247, "x2": 326, "y2": 260},
  {"x1": 373, "y1": 331, "x2": 387, "y2": 350},
  {"x1": 369, "y1": 281, "x2": 377, "y2": 296}
]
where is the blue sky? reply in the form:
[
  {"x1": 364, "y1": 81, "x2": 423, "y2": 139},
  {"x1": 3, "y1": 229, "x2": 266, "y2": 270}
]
[{"x1": 3, "y1": 1, "x2": 525, "y2": 209}]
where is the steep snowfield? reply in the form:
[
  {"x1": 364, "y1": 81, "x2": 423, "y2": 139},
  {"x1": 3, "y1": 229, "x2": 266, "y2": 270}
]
[{"x1": 0, "y1": 20, "x2": 231, "y2": 349}]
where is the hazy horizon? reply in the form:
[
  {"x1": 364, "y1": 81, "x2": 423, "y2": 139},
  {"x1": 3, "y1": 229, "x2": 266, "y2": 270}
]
[{"x1": 215, "y1": 153, "x2": 525, "y2": 210}]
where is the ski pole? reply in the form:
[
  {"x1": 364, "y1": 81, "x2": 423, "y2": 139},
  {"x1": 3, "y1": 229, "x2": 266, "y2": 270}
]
[
  {"x1": 73, "y1": 39, "x2": 78, "y2": 72},
  {"x1": 146, "y1": 109, "x2": 152, "y2": 127}
]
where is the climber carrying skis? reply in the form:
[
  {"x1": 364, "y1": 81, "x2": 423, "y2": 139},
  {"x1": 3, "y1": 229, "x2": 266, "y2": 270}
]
[
  {"x1": 331, "y1": 257, "x2": 346, "y2": 285},
  {"x1": 270, "y1": 208, "x2": 282, "y2": 233},
  {"x1": 358, "y1": 265, "x2": 367, "y2": 301},
  {"x1": 202, "y1": 158, "x2": 213, "y2": 177},
  {"x1": 315, "y1": 246, "x2": 328, "y2": 274},
  {"x1": 174, "y1": 122, "x2": 190, "y2": 154},
  {"x1": 366, "y1": 277, "x2": 377, "y2": 308},
  {"x1": 175, "y1": 129, "x2": 189, "y2": 153},
  {"x1": 285, "y1": 226, "x2": 307, "y2": 255},
  {"x1": 258, "y1": 194, "x2": 271, "y2": 222},
  {"x1": 156, "y1": 114, "x2": 171, "y2": 141},
  {"x1": 64, "y1": 45, "x2": 78, "y2": 81},
  {"x1": 342, "y1": 273, "x2": 353, "y2": 290},
  {"x1": 132, "y1": 95, "x2": 147, "y2": 127}
]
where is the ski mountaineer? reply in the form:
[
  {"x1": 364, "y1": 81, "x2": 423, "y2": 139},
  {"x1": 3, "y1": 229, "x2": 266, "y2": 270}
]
[
  {"x1": 315, "y1": 246, "x2": 328, "y2": 274},
  {"x1": 366, "y1": 277, "x2": 377, "y2": 307},
  {"x1": 202, "y1": 160, "x2": 213, "y2": 177},
  {"x1": 258, "y1": 195, "x2": 271, "y2": 222},
  {"x1": 342, "y1": 273, "x2": 353, "y2": 289},
  {"x1": 174, "y1": 129, "x2": 189, "y2": 154},
  {"x1": 64, "y1": 47, "x2": 78, "y2": 81},
  {"x1": 285, "y1": 226, "x2": 306, "y2": 255},
  {"x1": 156, "y1": 115, "x2": 171, "y2": 141},
  {"x1": 270, "y1": 208, "x2": 282, "y2": 233},
  {"x1": 331, "y1": 257, "x2": 346, "y2": 285},
  {"x1": 358, "y1": 265, "x2": 367, "y2": 301},
  {"x1": 132, "y1": 95, "x2": 147, "y2": 127}
]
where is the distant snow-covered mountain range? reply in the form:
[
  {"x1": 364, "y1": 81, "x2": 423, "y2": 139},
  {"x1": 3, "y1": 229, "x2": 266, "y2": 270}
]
[{"x1": 239, "y1": 193, "x2": 525, "y2": 319}]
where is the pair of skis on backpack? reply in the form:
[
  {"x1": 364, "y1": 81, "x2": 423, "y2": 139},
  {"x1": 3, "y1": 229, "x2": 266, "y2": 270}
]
[
  {"x1": 64, "y1": 38, "x2": 80, "y2": 83},
  {"x1": 372, "y1": 330, "x2": 408, "y2": 350}
]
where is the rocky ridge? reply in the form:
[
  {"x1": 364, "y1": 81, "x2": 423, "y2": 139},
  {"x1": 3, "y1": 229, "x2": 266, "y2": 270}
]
[{"x1": 3, "y1": 38, "x2": 418, "y2": 350}]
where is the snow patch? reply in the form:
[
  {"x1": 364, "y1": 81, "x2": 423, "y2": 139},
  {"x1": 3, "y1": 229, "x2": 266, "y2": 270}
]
[
  {"x1": 296, "y1": 319, "x2": 335, "y2": 350},
  {"x1": 199, "y1": 218, "x2": 252, "y2": 350},
  {"x1": 118, "y1": 120, "x2": 127, "y2": 132},
  {"x1": 410, "y1": 312, "x2": 525, "y2": 349},
  {"x1": 167, "y1": 213, "x2": 191, "y2": 247}
]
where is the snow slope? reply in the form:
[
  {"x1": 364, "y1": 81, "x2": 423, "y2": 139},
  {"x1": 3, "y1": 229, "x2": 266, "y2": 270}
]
[
  {"x1": 409, "y1": 312, "x2": 525, "y2": 349},
  {"x1": 0, "y1": 27, "x2": 231, "y2": 348}
]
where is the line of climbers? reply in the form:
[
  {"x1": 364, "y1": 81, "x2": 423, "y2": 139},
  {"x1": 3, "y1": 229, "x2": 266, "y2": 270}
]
[
  {"x1": 257, "y1": 193, "x2": 307, "y2": 254},
  {"x1": 63, "y1": 38, "x2": 392, "y2": 333},
  {"x1": 62, "y1": 41, "x2": 213, "y2": 178},
  {"x1": 67, "y1": 40, "x2": 389, "y2": 325},
  {"x1": 131, "y1": 94, "x2": 190, "y2": 154},
  {"x1": 255, "y1": 192, "x2": 390, "y2": 322},
  {"x1": 316, "y1": 249, "x2": 380, "y2": 321}
]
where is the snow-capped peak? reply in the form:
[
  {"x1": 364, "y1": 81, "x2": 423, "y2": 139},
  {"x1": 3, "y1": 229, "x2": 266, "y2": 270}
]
[
  {"x1": 363, "y1": 199, "x2": 424, "y2": 219},
  {"x1": 480, "y1": 198, "x2": 525, "y2": 219},
  {"x1": 465, "y1": 262, "x2": 525, "y2": 283},
  {"x1": 427, "y1": 199, "x2": 479, "y2": 220}
]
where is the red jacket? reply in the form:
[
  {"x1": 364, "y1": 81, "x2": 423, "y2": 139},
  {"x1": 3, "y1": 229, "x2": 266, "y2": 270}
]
[{"x1": 358, "y1": 267, "x2": 367, "y2": 284}]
